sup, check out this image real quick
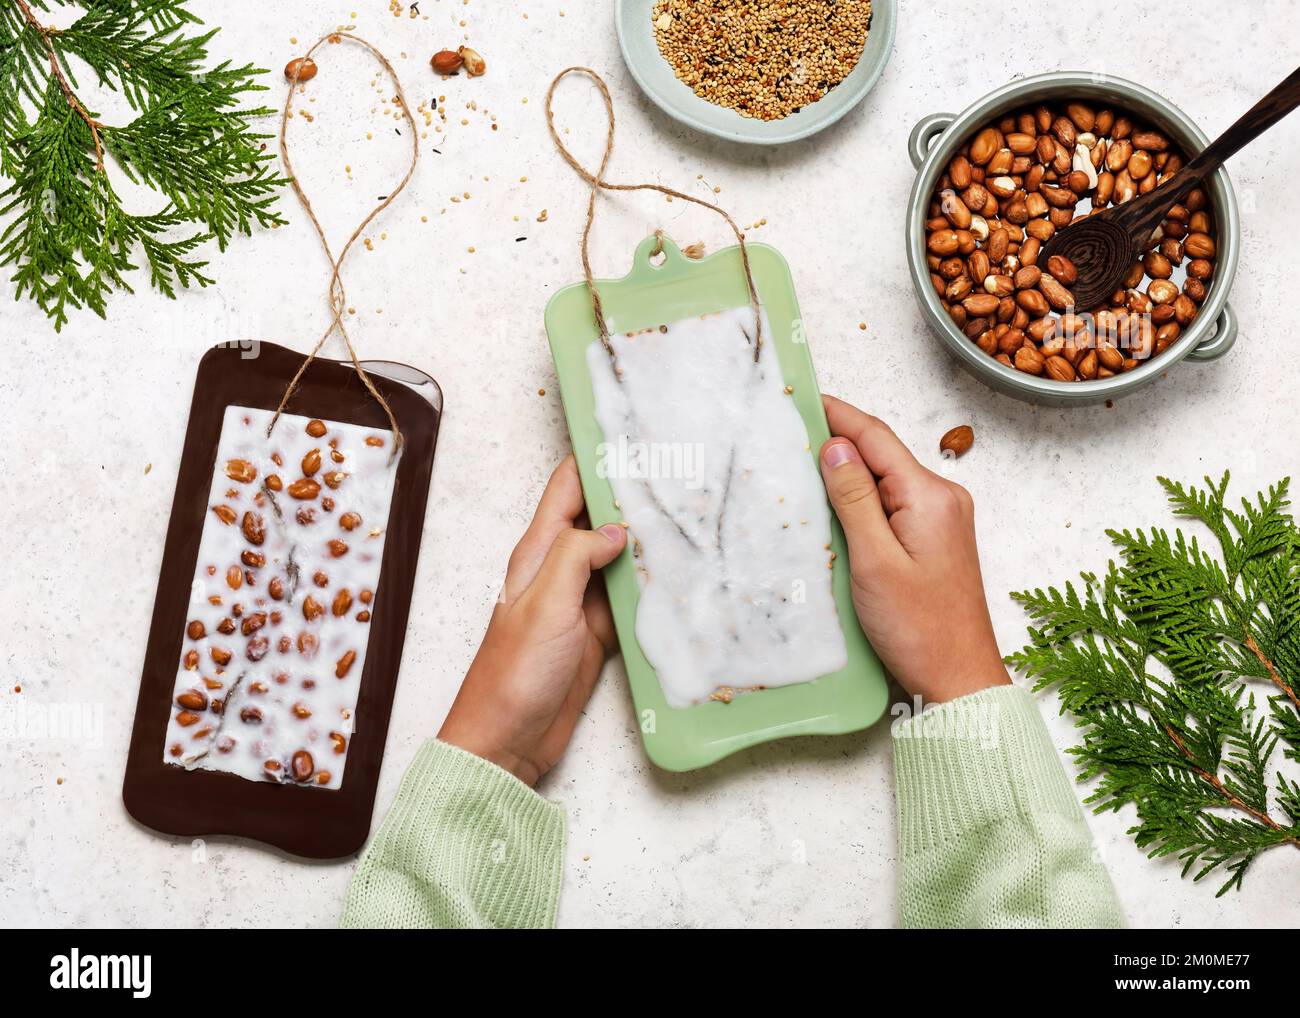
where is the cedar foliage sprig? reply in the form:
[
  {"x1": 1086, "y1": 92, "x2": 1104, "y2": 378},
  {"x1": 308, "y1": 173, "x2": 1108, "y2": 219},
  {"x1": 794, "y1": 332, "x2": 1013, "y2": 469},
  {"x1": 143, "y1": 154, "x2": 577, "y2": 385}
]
[
  {"x1": 1008, "y1": 472, "x2": 1300, "y2": 895},
  {"x1": 0, "y1": 0, "x2": 287, "y2": 330}
]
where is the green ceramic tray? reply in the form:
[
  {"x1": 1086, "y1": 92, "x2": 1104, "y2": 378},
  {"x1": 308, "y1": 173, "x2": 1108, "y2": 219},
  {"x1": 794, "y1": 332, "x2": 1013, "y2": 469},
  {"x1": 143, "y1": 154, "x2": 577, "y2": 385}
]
[{"x1": 545, "y1": 236, "x2": 888, "y2": 771}]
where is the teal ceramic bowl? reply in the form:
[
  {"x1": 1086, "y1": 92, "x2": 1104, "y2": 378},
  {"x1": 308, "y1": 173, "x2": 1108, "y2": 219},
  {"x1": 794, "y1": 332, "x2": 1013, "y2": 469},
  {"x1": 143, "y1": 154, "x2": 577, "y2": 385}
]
[{"x1": 614, "y1": 0, "x2": 896, "y2": 145}]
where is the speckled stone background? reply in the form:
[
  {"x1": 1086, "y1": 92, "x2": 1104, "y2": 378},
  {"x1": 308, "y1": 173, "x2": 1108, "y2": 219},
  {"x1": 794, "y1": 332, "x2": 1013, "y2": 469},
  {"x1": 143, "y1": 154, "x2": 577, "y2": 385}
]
[{"x1": 3, "y1": 0, "x2": 1298, "y2": 929}]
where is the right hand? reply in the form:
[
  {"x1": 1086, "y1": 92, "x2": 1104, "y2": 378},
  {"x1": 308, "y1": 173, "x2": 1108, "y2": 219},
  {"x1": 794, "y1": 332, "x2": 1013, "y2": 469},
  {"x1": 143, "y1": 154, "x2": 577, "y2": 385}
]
[{"x1": 818, "y1": 395, "x2": 1010, "y2": 705}]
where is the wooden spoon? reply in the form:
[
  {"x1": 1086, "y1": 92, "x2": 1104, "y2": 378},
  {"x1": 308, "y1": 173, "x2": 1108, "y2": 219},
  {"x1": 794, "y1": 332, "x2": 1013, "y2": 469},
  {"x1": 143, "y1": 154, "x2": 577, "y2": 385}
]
[{"x1": 1042, "y1": 65, "x2": 1300, "y2": 311}]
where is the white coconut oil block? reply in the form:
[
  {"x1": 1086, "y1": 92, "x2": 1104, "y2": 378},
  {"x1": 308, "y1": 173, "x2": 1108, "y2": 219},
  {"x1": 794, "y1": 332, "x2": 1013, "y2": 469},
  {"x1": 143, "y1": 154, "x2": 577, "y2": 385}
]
[{"x1": 588, "y1": 306, "x2": 847, "y2": 707}]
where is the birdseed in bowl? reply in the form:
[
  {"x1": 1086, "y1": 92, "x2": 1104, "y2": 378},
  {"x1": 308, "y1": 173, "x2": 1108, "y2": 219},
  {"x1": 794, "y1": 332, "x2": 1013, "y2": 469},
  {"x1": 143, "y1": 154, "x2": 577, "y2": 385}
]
[{"x1": 650, "y1": 0, "x2": 874, "y2": 121}]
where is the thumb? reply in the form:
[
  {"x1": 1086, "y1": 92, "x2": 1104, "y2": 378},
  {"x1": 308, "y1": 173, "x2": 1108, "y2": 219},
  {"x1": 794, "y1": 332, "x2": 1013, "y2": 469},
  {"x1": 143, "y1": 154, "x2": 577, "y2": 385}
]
[
  {"x1": 819, "y1": 438, "x2": 897, "y2": 568},
  {"x1": 530, "y1": 524, "x2": 627, "y2": 604}
]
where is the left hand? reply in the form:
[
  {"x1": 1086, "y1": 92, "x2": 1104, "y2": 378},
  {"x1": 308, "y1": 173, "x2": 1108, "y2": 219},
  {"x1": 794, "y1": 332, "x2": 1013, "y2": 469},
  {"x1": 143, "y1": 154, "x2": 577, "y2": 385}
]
[{"x1": 438, "y1": 456, "x2": 627, "y2": 786}]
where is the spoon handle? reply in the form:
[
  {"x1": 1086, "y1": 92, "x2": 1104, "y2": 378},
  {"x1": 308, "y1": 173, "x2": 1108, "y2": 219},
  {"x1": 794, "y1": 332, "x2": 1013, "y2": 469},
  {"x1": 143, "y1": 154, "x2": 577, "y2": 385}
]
[
  {"x1": 1115, "y1": 65, "x2": 1300, "y2": 253},
  {"x1": 1183, "y1": 64, "x2": 1300, "y2": 178}
]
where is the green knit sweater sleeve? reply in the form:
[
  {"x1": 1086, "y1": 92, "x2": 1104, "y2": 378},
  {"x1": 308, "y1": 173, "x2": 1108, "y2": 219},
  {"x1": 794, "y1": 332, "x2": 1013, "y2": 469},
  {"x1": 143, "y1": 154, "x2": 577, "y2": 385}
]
[
  {"x1": 341, "y1": 739, "x2": 564, "y2": 929},
  {"x1": 892, "y1": 684, "x2": 1124, "y2": 928}
]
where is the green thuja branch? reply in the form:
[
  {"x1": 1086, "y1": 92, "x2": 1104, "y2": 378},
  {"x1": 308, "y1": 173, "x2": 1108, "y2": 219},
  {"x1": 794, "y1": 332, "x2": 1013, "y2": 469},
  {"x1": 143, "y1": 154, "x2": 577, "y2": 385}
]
[
  {"x1": 1008, "y1": 472, "x2": 1300, "y2": 896},
  {"x1": 0, "y1": 0, "x2": 286, "y2": 330}
]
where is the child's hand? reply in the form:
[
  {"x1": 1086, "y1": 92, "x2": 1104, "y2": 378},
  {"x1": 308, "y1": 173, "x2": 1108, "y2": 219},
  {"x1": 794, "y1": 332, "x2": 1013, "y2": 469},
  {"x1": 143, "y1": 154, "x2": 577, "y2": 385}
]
[
  {"x1": 819, "y1": 395, "x2": 1010, "y2": 705},
  {"x1": 438, "y1": 457, "x2": 627, "y2": 786}
]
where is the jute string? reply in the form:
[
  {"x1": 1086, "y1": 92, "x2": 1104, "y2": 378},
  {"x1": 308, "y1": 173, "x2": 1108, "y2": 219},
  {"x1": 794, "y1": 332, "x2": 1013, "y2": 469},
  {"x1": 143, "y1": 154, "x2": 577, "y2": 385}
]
[
  {"x1": 544, "y1": 67, "x2": 763, "y2": 365},
  {"x1": 268, "y1": 31, "x2": 416, "y2": 459}
]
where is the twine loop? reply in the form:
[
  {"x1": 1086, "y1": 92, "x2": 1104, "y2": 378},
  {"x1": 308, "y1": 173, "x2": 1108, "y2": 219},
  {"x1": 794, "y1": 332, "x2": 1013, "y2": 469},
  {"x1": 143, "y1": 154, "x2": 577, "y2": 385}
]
[
  {"x1": 269, "y1": 31, "x2": 417, "y2": 460},
  {"x1": 544, "y1": 67, "x2": 762, "y2": 364}
]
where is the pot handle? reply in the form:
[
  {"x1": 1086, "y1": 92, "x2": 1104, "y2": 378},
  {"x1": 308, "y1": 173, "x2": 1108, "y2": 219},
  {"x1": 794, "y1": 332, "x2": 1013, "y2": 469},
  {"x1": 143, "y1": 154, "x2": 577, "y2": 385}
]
[
  {"x1": 908, "y1": 113, "x2": 955, "y2": 169},
  {"x1": 1185, "y1": 301, "x2": 1238, "y2": 362}
]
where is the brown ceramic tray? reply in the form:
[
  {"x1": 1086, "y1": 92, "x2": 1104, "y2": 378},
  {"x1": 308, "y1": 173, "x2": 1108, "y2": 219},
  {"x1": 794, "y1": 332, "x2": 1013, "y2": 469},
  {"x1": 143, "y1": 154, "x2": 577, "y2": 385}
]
[{"x1": 122, "y1": 341, "x2": 441, "y2": 859}]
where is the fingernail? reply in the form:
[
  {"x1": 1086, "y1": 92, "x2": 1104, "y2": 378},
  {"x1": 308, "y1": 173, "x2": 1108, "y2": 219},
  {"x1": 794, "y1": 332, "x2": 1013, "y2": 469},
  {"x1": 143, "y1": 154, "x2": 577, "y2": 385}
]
[
  {"x1": 823, "y1": 441, "x2": 859, "y2": 470},
  {"x1": 598, "y1": 523, "x2": 625, "y2": 543}
]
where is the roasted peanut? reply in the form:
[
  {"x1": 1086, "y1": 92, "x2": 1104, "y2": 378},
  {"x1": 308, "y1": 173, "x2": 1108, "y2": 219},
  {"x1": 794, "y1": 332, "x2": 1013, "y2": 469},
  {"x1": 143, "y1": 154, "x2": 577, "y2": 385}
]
[
  {"x1": 1045, "y1": 255, "x2": 1077, "y2": 285},
  {"x1": 291, "y1": 750, "x2": 315, "y2": 782},
  {"x1": 176, "y1": 689, "x2": 208, "y2": 711},
  {"x1": 241, "y1": 511, "x2": 265, "y2": 546},
  {"x1": 288, "y1": 478, "x2": 321, "y2": 500},
  {"x1": 1183, "y1": 232, "x2": 1216, "y2": 259},
  {"x1": 225, "y1": 459, "x2": 257, "y2": 484},
  {"x1": 1014, "y1": 344, "x2": 1045, "y2": 375}
]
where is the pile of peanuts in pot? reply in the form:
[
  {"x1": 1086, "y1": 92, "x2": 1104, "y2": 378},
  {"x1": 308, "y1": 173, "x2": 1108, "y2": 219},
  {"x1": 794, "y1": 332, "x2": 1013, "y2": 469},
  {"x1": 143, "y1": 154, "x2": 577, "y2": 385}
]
[{"x1": 925, "y1": 101, "x2": 1217, "y2": 381}]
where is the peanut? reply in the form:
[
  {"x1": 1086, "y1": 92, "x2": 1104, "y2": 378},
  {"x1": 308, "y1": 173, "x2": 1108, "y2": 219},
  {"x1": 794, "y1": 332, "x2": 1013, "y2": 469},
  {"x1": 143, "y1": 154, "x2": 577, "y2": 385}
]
[
  {"x1": 225, "y1": 459, "x2": 257, "y2": 484},
  {"x1": 284, "y1": 57, "x2": 317, "y2": 82},
  {"x1": 432, "y1": 48, "x2": 463, "y2": 75},
  {"x1": 1184, "y1": 232, "x2": 1216, "y2": 259},
  {"x1": 1044, "y1": 355, "x2": 1076, "y2": 382},
  {"x1": 241, "y1": 511, "x2": 265, "y2": 546},
  {"x1": 1014, "y1": 344, "x2": 1045, "y2": 375},
  {"x1": 939, "y1": 425, "x2": 975, "y2": 458},
  {"x1": 1045, "y1": 255, "x2": 1077, "y2": 285},
  {"x1": 291, "y1": 750, "x2": 315, "y2": 782},
  {"x1": 176, "y1": 689, "x2": 208, "y2": 711},
  {"x1": 288, "y1": 478, "x2": 321, "y2": 500},
  {"x1": 970, "y1": 127, "x2": 999, "y2": 165},
  {"x1": 1039, "y1": 275, "x2": 1075, "y2": 311}
]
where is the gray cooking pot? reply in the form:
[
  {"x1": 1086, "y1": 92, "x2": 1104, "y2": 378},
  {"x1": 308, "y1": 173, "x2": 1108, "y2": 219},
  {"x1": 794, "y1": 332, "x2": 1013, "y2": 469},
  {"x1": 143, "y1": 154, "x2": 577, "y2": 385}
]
[{"x1": 906, "y1": 72, "x2": 1239, "y2": 407}]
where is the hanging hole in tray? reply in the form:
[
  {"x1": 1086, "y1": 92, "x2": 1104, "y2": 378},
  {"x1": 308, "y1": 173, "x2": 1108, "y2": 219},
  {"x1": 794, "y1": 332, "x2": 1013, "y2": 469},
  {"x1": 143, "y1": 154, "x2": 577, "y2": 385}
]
[{"x1": 649, "y1": 249, "x2": 667, "y2": 267}]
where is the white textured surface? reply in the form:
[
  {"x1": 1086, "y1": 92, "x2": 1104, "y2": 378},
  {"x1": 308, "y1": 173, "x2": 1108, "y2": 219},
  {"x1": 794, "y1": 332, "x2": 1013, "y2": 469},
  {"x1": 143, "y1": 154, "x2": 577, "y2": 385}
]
[{"x1": 2, "y1": 0, "x2": 1298, "y2": 929}]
